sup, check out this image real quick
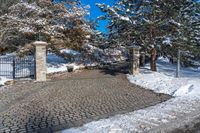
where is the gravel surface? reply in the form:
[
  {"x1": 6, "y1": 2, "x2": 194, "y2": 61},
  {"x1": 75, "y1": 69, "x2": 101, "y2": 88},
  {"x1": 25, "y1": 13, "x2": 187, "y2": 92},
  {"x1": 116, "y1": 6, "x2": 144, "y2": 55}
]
[{"x1": 0, "y1": 68, "x2": 171, "y2": 133}]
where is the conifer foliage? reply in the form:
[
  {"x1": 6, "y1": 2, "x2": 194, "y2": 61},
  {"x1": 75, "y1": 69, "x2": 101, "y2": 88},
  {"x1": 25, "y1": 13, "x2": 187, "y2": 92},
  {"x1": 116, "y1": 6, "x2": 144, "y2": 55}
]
[{"x1": 97, "y1": 0, "x2": 200, "y2": 70}]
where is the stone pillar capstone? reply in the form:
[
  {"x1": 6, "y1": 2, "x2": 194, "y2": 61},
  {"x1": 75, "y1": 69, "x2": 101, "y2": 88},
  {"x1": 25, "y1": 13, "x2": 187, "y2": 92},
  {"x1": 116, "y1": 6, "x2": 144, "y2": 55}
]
[
  {"x1": 33, "y1": 41, "x2": 47, "y2": 81},
  {"x1": 129, "y1": 46, "x2": 140, "y2": 75}
]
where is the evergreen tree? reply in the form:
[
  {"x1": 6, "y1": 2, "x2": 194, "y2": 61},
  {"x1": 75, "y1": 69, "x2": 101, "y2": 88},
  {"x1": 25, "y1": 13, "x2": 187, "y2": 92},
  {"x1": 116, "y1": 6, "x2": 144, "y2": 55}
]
[
  {"x1": 163, "y1": 0, "x2": 200, "y2": 66},
  {"x1": 97, "y1": 0, "x2": 200, "y2": 70}
]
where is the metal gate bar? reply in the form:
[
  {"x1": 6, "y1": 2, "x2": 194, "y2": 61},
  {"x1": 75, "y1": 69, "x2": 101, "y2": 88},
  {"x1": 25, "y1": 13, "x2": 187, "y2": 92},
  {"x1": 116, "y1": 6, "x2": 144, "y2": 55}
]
[
  {"x1": 0, "y1": 57, "x2": 13, "y2": 78},
  {"x1": 0, "y1": 56, "x2": 35, "y2": 79},
  {"x1": 14, "y1": 56, "x2": 35, "y2": 79}
]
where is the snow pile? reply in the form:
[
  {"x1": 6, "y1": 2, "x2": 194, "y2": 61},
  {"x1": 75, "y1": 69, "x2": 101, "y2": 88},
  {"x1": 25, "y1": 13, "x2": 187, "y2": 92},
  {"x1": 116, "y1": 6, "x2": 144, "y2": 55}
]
[
  {"x1": 0, "y1": 77, "x2": 11, "y2": 86},
  {"x1": 61, "y1": 56, "x2": 200, "y2": 133},
  {"x1": 127, "y1": 57, "x2": 200, "y2": 97}
]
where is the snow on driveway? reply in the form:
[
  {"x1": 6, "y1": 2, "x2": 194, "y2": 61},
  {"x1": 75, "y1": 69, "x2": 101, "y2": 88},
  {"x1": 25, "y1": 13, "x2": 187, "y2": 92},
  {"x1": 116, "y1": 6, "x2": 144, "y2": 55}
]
[{"x1": 61, "y1": 57, "x2": 200, "y2": 133}]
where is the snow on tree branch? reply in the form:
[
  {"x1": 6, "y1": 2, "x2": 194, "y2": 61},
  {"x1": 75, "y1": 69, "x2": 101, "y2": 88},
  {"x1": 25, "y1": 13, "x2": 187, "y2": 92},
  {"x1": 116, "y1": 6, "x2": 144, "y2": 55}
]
[{"x1": 0, "y1": 0, "x2": 93, "y2": 53}]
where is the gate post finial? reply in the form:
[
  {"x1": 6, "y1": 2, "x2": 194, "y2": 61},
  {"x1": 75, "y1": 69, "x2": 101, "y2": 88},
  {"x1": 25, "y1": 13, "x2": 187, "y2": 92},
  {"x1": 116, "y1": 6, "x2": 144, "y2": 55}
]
[{"x1": 33, "y1": 41, "x2": 48, "y2": 82}]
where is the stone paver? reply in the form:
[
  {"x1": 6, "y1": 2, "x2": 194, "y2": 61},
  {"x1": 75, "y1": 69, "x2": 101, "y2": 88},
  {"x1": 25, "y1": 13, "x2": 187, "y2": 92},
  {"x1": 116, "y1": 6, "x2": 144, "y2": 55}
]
[{"x1": 0, "y1": 69, "x2": 171, "y2": 133}]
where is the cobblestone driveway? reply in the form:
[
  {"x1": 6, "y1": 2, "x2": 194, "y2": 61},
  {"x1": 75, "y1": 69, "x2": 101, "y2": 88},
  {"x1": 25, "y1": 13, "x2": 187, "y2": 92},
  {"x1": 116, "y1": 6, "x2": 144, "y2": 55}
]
[{"x1": 0, "y1": 69, "x2": 171, "y2": 133}]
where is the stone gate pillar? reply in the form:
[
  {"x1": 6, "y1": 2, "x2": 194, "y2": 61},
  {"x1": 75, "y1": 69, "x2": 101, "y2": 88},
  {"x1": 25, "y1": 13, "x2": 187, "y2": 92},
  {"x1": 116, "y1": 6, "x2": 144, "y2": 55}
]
[
  {"x1": 129, "y1": 46, "x2": 140, "y2": 75},
  {"x1": 33, "y1": 41, "x2": 47, "y2": 81}
]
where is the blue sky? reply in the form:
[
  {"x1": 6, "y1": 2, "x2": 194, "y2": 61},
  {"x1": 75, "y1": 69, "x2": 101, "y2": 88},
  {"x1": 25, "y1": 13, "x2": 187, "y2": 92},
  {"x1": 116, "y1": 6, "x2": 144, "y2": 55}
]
[{"x1": 81, "y1": 0, "x2": 115, "y2": 33}]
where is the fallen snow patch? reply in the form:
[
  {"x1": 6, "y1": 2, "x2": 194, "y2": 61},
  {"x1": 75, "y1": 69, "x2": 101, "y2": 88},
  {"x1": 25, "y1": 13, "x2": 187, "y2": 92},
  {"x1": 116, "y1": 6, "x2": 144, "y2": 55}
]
[
  {"x1": 46, "y1": 52, "x2": 85, "y2": 74},
  {"x1": 60, "y1": 49, "x2": 81, "y2": 56},
  {"x1": 127, "y1": 57, "x2": 200, "y2": 97},
  {"x1": 127, "y1": 72, "x2": 200, "y2": 97},
  {"x1": 0, "y1": 77, "x2": 11, "y2": 86}
]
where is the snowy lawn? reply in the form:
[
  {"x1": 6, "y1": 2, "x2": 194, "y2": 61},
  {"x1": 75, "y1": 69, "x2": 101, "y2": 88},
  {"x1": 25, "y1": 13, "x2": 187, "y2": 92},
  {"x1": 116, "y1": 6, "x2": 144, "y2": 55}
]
[
  {"x1": 46, "y1": 52, "x2": 84, "y2": 74},
  {"x1": 61, "y1": 57, "x2": 200, "y2": 133},
  {"x1": 127, "y1": 57, "x2": 200, "y2": 96}
]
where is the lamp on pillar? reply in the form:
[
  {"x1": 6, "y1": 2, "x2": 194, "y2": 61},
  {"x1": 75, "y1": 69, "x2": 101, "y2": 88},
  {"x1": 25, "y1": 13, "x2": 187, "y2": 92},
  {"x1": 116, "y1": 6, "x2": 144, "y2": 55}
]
[
  {"x1": 127, "y1": 45, "x2": 140, "y2": 75},
  {"x1": 36, "y1": 24, "x2": 43, "y2": 41}
]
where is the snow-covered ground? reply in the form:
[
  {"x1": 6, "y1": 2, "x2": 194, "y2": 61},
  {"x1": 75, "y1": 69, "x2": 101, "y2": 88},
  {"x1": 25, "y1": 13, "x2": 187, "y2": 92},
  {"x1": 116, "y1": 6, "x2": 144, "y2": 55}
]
[
  {"x1": 46, "y1": 52, "x2": 84, "y2": 74},
  {"x1": 61, "y1": 57, "x2": 200, "y2": 133},
  {"x1": 0, "y1": 77, "x2": 12, "y2": 86},
  {"x1": 127, "y1": 57, "x2": 200, "y2": 96}
]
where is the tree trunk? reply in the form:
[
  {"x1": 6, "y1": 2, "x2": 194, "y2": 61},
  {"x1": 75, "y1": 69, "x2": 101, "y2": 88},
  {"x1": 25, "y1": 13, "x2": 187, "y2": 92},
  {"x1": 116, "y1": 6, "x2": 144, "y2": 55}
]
[
  {"x1": 140, "y1": 52, "x2": 145, "y2": 67},
  {"x1": 150, "y1": 48, "x2": 157, "y2": 71}
]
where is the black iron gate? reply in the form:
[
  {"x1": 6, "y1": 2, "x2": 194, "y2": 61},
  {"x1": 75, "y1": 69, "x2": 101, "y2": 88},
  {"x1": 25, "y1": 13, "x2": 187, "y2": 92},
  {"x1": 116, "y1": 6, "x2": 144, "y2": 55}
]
[{"x1": 0, "y1": 56, "x2": 35, "y2": 79}]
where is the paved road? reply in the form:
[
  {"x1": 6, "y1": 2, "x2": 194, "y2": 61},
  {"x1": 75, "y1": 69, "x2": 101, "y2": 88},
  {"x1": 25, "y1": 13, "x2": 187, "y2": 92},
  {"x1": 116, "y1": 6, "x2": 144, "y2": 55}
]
[{"x1": 0, "y1": 68, "x2": 171, "y2": 133}]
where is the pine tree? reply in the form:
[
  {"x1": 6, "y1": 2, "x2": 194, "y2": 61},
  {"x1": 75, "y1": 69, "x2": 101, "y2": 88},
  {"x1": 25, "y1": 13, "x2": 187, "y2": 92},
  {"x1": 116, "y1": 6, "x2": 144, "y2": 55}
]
[
  {"x1": 97, "y1": 0, "x2": 200, "y2": 70},
  {"x1": 97, "y1": 0, "x2": 173, "y2": 71},
  {"x1": 164, "y1": 0, "x2": 200, "y2": 66}
]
